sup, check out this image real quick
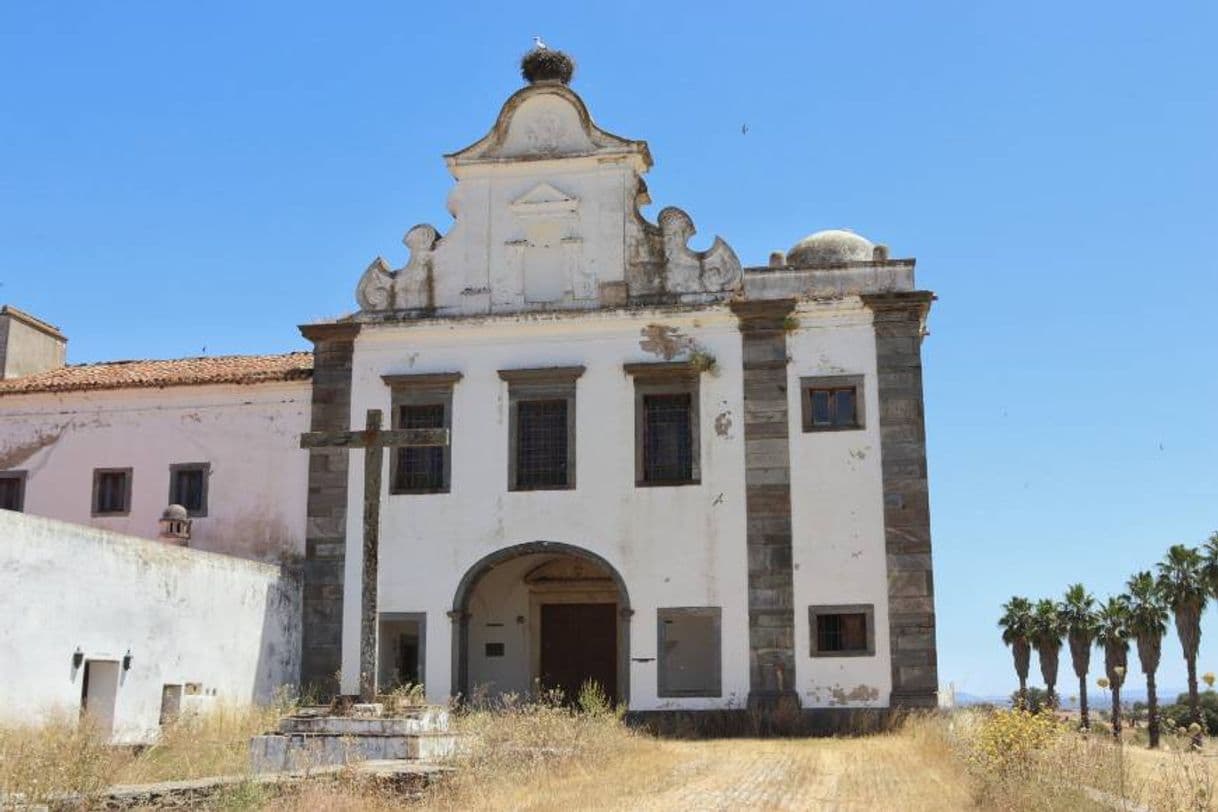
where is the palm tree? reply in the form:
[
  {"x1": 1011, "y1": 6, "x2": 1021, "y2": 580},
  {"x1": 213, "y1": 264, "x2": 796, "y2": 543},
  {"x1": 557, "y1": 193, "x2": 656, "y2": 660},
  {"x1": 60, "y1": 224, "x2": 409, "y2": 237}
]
[
  {"x1": 1157, "y1": 544, "x2": 1207, "y2": 741},
  {"x1": 999, "y1": 596, "x2": 1034, "y2": 709},
  {"x1": 1059, "y1": 584, "x2": 1098, "y2": 729},
  {"x1": 1031, "y1": 598, "x2": 1064, "y2": 708},
  {"x1": 1127, "y1": 571, "x2": 1170, "y2": 748},
  {"x1": 1095, "y1": 596, "x2": 1130, "y2": 740}
]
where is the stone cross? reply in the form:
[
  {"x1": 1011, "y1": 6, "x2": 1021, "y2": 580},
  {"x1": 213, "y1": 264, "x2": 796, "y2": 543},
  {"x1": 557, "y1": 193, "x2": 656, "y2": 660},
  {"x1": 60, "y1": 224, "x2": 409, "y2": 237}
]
[{"x1": 301, "y1": 408, "x2": 449, "y2": 702}]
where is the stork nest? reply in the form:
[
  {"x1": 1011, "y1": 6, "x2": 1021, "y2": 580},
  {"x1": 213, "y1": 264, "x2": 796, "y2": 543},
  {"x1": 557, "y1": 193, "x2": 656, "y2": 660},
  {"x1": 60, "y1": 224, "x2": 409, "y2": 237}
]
[{"x1": 521, "y1": 48, "x2": 575, "y2": 84}]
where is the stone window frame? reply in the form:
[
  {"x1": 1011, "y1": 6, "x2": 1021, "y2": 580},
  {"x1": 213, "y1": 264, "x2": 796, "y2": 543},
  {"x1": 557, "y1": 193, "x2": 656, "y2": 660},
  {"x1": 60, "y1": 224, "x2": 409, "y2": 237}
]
[
  {"x1": 167, "y1": 462, "x2": 210, "y2": 517},
  {"x1": 799, "y1": 374, "x2": 866, "y2": 433},
  {"x1": 657, "y1": 606, "x2": 723, "y2": 698},
  {"x1": 91, "y1": 467, "x2": 133, "y2": 517},
  {"x1": 809, "y1": 604, "x2": 876, "y2": 658},
  {"x1": 382, "y1": 372, "x2": 462, "y2": 495},
  {"x1": 0, "y1": 470, "x2": 27, "y2": 512},
  {"x1": 499, "y1": 366, "x2": 584, "y2": 492},
  {"x1": 624, "y1": 362, "x2": 702, "y2": 487}
]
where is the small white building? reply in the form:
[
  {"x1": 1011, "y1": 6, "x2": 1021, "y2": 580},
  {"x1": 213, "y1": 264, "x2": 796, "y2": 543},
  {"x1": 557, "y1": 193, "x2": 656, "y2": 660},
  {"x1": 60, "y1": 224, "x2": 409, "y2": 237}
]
[{"x1": 0, "y1": 48, "x2": 938, "y2": 725}]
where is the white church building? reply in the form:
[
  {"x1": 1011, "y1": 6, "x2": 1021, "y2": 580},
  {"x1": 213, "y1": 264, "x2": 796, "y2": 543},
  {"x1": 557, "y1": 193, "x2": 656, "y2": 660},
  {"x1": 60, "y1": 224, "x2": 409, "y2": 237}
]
[{"x1": 0, "y1": 48, "x2": 938, "y2": 723}]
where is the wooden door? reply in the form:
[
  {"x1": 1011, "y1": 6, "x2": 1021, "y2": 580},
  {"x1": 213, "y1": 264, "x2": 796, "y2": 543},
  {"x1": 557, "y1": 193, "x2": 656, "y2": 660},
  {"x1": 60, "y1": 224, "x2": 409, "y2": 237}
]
[{"x1": 540, "y1": 603, "x2": 617, "y2": 703}]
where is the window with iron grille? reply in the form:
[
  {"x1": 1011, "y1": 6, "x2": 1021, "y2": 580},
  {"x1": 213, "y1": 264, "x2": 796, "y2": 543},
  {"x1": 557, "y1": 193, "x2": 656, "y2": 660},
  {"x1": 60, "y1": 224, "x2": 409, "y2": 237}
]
[
  {"x1": 800, "y1": 375, "x2": 865, "y2": 432},
  {"x1": 516, "y1": 399, "x2": 568, "y2": 489},
  {"x1": 500, "y1": 367, "x2": 582, "y2": 492},
  {"x1": 810, "y1": 604, "x2": 875, "y2": 657},
  {"x1": 394, "y1": 403, "x2": 447, "y2": 492},
  {"x1": 169, "y1": 463, "x2": 209, "y2": 516},
  {"x1": 643, "y1": 393, "x2": 693, "y2": 483},
  {"x1": 383, "y1": 372, "x2": 461, "y2": 497},
  {"x1": 626, "y1": 362, "x2": 701, "y2": 487},
  {"x1": 0, "y1": 472, "x2": 26, "y2": 512},
  {"x1": 93, "y1": 468, "x2": 132, "y2": 516}
]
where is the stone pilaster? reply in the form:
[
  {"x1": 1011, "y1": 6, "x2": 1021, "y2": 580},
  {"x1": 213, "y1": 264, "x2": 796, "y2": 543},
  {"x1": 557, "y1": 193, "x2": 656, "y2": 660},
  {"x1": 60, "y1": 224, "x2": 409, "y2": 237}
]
[
  {"x1": 731, "y1": 299, "x2": 800, "y2": 708},
  {"x1": 862, "y1": 292, "x2": 938, "y2": 708},
  {"x1": 299, "y1": 321, "x2": 360, "y2": 695}
]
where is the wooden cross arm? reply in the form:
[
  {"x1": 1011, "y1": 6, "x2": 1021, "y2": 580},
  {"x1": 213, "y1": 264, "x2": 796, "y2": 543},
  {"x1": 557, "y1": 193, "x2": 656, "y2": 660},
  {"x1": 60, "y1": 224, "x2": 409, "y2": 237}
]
[{"x1": 300, "y1": 427, "x2": 450, "y2": 449}]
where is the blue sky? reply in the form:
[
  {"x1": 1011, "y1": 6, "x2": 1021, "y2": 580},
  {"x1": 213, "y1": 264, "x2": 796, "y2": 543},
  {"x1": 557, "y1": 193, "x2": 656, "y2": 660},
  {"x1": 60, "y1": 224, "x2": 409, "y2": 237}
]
[{"x1": 2, "y1": 2, "x2": 1215, "y2": 697}]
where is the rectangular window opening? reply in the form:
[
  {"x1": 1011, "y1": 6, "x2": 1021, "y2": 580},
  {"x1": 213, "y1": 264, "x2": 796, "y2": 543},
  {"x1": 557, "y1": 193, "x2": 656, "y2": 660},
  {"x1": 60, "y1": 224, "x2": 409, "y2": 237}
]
[
  {"x1": 93, "y1": 469, "x2": 132, "y2": 516},
  {"x1": 643, "y1": 393, "x2": 694, "y2": 483},
  {"x1": 0, "y1": 472, "x2": 26, "y2": 512},
  {"x1": 169, "y1": 463, "x2": 209, "y2": 516},
  {"x1": 810, "y1": 604, "x2": 875, "y2": 657},
  {"x1": 394, "y1": 404, "x2": 447, "y2": 492},
  {"x1": 516, "y1": 398, "x2": 569, "y2": 489},
  {"x1": 801, "y1": 375, "x2": 865, "y2": 432}
]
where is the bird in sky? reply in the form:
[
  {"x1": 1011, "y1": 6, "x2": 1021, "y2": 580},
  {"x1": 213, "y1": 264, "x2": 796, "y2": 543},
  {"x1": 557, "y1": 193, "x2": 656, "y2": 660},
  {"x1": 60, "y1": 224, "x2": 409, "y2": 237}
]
[
  {"x1": 533, "y1": 35, "x2": 547, "y2": 50},
  {"x1": 741, "y1": 123, "x2": 749, "y2": 135}
]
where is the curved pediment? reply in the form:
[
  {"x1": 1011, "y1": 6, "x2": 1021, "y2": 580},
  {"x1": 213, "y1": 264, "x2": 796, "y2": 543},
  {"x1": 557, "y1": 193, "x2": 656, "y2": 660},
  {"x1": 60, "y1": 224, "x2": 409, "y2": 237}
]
[{"x1": 445, "y1": 83, "x2": 652, "y2": 170}]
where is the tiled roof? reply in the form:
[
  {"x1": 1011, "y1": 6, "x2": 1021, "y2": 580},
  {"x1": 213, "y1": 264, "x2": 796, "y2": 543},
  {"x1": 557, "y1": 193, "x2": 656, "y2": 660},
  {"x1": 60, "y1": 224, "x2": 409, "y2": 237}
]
[{"x1": 0, "y1": 352, "x2": 313, "y2": 395}]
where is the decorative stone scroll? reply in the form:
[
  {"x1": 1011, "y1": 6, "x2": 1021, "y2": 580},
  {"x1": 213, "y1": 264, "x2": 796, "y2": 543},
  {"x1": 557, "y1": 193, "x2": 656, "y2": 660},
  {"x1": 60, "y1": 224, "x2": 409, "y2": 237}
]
[
  {"x1": 657, "y1": 207, "x2": 742, "y2": 294},
  {"x1": 355, "y1": 224, "x2": 440, "y2": 312}
]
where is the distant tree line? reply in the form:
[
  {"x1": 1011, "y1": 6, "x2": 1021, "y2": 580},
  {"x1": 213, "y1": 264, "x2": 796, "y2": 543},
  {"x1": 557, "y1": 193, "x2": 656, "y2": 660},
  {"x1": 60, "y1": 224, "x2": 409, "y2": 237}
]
[{"x1": 998, "y1": 533, "x2": 1218, "y2": 749}]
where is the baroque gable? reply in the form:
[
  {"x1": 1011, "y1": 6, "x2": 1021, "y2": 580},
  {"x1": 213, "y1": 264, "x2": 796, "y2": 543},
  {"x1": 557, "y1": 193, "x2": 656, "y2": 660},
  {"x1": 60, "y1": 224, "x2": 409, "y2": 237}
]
[{"x1": 352, "y1": 66, "x2": 742, "y2": 319}]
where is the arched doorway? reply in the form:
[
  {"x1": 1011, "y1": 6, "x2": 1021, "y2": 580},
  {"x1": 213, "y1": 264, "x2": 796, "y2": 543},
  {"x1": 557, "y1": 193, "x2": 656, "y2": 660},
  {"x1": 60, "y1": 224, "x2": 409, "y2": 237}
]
[{"x1": 451, "y1": 542, "x2": 631, "y2": 705}]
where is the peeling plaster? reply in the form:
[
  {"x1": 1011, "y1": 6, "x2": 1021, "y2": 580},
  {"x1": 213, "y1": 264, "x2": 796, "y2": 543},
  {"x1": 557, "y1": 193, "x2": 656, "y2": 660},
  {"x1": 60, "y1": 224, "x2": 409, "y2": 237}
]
[
  {"x1": 713, "y1": 410, "x2": 733, "y2": 438},
  {"x1": 0, "y1": 427, "x2": 64, "y2": 469},
  {"x1": 639, "y1": 324, "x2": 696, "y2": 360}
]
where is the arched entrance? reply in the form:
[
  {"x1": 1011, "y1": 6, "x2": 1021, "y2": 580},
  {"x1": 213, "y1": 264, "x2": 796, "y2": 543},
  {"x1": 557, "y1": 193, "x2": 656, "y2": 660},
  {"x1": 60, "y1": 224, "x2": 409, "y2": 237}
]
[{"x1": 451, "y1": 542, "x2": 631, "y2": 705}]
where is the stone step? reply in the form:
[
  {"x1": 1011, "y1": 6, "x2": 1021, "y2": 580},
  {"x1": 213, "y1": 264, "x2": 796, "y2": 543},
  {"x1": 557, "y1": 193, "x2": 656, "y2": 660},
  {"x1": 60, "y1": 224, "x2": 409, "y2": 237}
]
[
  {"x1": 250, "y1": 731, "x2": 460, "y2": 774},
  {"x1": 278, "y1": 707, "x2": 449, "y2": 736}
]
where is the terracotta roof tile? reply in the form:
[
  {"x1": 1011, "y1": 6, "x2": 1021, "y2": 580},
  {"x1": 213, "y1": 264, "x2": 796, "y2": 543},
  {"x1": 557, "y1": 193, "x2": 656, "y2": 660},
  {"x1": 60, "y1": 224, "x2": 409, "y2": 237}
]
[{"x1": 0, "y1": 352, "x2": 313, "y2": 395}]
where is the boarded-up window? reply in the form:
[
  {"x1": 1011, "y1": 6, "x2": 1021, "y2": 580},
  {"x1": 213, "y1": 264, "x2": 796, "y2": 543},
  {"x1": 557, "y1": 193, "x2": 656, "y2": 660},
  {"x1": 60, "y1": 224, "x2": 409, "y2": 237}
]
[
  {"x1": 92, "y1": 468, "x2": 132, "y2": 516},
  {"x1": 394, "y1": 404, "x2": 447, "y2": 492},
  {"x1": 810, "y1": 604, "x2": 876, "y2": 657},
  {"x1": 800, "y1": 375, "x2": 865, "y2": 432},
  {"x1": 0, "y1": 472, "x2": 26, "y2": 512},
  {"x1": 169, "y1": 463, "x2": 209, "y2": 516},
  {"x1": 658, "y1": 607, "x2": 721, "y2": 697}
]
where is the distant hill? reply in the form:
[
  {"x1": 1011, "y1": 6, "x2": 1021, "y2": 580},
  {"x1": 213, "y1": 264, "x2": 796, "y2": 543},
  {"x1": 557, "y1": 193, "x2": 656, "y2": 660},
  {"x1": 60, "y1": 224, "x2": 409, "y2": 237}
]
[{"x1": 951, "y1": 687, "x2": 1188, "y2": 709}]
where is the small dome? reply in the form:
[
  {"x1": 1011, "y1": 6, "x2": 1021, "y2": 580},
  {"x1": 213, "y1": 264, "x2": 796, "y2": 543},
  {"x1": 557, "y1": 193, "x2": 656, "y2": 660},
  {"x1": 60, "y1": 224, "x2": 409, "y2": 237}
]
[
  {"x1": 787, "y1": 229, "x2": 876, "y2": 266},
  {"x1": 161, "y1": 504, "x2": 189, "y2": 521}
]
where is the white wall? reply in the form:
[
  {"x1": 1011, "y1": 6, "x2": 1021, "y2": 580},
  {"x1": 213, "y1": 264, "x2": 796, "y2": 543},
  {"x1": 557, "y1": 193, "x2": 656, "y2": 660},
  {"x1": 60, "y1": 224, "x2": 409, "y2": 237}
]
[
  {"x1": 0, "y1": 512, "x2": 301, "y2": 744},
  {"x1": 787, "y1": 299, "x2": 893, "y2": 708},
  {"x1": 345, "y1": 307, "x2": 753, "y2": 711},
  {"x1": 0, "y1": 382, "x2": 310, "y2": 562}
]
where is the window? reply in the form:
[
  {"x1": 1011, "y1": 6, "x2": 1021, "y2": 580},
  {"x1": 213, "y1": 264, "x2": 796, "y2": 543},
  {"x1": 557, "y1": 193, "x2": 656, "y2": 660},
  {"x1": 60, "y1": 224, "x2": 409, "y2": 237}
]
[
  {"x1": 383, "y1": 372, "x2": 460, "y2": 495},
  {"x1": 169, "y1": 463, "x2": 209, "y2": 516},
  {"x1": 658, "y1": 607, "x2": 722, "y2": 697},
  {"x1": 809, "y1": 604, "x2": 875, "y2": 657},
  {"x1": 92, "y1": 468, "x2": 132, "y2": 516},
  {"x1": 625, "y1": 362, "x2": 702, "y2": 486},
  {"x1": 0, "y1": 471, "x2": 26, "y2": 512},
  {"x1": 500, "y1": 366, "x2": 583, "y2": 491},
  {"x1": 801, "y1": 375, "x2": 865, "y2": 432}
]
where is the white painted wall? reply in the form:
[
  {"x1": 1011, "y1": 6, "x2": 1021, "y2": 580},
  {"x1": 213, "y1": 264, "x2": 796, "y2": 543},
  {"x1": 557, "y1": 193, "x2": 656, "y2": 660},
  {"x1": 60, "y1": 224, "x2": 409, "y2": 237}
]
[
  {"x1": 0, "y1": 512, "x2": 301, "y2": 744},
  {"x1": 787, "y1": 299, "x2": 893, "y2": 708},
  {"x1": 343, "y1": 307, "x2": 750, "y2": 711},
  {"x1": 0, "y1": 382, "x2": 310, "y2": 562}
]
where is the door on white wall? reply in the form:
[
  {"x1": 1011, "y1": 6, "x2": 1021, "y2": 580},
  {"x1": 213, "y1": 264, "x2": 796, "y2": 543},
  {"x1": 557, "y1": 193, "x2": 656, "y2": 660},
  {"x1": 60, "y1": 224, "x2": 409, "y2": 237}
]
[{"x1": 80, "y1": 660, "x2": 120, "y2": 739}]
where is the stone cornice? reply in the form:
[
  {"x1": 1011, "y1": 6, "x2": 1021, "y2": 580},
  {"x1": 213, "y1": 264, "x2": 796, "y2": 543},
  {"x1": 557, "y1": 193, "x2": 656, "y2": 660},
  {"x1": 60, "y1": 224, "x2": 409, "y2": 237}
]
[
  {"x1": 622, "y1": 361, "x2": 702, "y2": 381},
  {"x1": 381, "y1": 372, "x2": 463, "y2": 389},
  {"x1": 497, "y1": 365, "x2": 586, "y2": 385},
  {"x1": 730, "y1": 298, "x2": 797, "y2": 332},
  {"x1": 299, "y1": 322, "x2": 361, "y2": 344}
]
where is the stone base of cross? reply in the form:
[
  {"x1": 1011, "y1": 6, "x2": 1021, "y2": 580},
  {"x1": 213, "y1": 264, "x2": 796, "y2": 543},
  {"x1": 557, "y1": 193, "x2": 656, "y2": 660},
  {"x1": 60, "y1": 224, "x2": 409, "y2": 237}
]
[{"x1": 301, "y1": 408, "x2": 449, "y2": 702}]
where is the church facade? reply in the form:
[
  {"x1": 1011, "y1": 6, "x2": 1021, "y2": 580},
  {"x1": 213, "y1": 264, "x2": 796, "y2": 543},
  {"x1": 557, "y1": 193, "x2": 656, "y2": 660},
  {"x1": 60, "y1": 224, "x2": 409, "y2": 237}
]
[{"x1": 0, "y1": 50, "x2": 938, "y2": 717}]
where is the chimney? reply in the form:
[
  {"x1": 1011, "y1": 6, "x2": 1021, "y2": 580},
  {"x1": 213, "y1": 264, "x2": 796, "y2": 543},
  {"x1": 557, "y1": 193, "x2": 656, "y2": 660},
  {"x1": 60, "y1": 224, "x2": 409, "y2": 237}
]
[{"x1": 0, "y1": 306, "x2": 67, "y2": 379}]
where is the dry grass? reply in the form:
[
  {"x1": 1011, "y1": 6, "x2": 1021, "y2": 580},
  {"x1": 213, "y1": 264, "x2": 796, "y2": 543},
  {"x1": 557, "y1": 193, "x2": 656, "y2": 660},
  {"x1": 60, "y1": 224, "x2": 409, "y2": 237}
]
[{"x1": 0, "y1": 701, "x2": 284, "y2": 805}]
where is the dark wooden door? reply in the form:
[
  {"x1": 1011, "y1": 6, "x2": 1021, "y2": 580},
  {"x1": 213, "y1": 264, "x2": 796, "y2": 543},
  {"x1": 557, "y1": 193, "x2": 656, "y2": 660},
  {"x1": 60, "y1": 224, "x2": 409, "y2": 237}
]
[{"x1": 540, "y1": 603, "x2": 617, "y2": 703}]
